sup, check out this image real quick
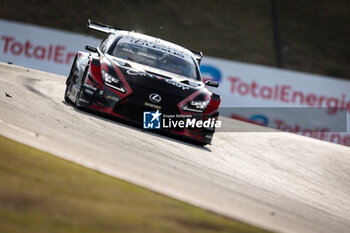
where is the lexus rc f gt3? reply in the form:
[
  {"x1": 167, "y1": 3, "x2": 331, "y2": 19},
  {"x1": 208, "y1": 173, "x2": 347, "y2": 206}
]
[{"x1": 64, "y1": 20, "x2": 221, "y2": 144}]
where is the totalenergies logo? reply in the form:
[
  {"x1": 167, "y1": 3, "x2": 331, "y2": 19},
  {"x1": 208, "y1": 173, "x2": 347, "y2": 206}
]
[
  {"x1": 200, "y1": 65, "x2": 222, "y2": 83},
  {"x1": 1, "y1": 35, "x2": 75, "y2": 64}
]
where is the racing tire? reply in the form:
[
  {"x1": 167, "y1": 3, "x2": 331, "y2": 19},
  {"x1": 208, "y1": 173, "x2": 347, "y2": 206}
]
[
  {"x1": 64, "y1": 56, "x2": 78, "y2": 103},
  {"x1": 75, "y1": 66, "x2": 89, "y2": 108}
]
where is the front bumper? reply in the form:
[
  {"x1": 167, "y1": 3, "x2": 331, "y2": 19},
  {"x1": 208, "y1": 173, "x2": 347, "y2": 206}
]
[{"x1": 77, "y1": 81, "x2": 216, "y2": 144}]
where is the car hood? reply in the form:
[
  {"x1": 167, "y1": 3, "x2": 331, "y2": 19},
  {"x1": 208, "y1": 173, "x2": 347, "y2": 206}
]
[{"x1": 108, "y1": 56, "x2": 208, "y2": 97}]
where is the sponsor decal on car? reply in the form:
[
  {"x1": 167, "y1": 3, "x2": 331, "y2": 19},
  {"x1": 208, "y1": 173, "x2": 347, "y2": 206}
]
[
  {"x1": 83, "y1": 83, "x2": 97, "y2": 91},
  {"x1": 126, "y1": 69, "x2": 154, "y2": 78},
  {"x1": 105, "y1": 95, "x2": 120, "y2": 102},
  {"x1": 98, "y1": 90, "x2": 104, "y2": 96},
  {"x1": 165, "y1": 79, "x2": 190, "y2": 90},
  {"x1": 144, "y1": 102, "x2": 161, "y2": 109}
]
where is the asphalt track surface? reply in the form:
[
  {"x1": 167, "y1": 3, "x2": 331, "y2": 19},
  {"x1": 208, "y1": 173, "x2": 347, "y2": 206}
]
[{"x1": 1, "y1": 63, "x2": 349, "y2": 233}]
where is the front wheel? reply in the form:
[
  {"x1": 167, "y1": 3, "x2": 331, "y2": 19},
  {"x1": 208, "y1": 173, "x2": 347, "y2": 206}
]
[
  {"x1": 64, "y1": 55, "x2": 78, "y2": 103},
  {"x1": 64, "y1": 85, "x2": 72, "y2": 103},
  {"x1": 74, "y1": 66, "x2": 89, "y2": 108}
]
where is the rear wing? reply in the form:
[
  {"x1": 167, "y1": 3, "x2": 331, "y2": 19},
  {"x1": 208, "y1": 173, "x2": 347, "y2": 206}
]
[
  {"x1": 87, "y1": 19, "x2": 122, "y2": 34},
  {"x1": 191, "y1": 50, "x2": 203, "y2": 64},
  {"x1": 87, "y1": 19, "x2": 204, "y2": 64}
]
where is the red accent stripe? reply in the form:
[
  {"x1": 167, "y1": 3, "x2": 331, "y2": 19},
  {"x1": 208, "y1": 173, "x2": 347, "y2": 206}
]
[
  {"x1": 89, "y1": 62, "x2": 103, "y2": 86},
  {"x1": 204, "y1": 94, "x2": 221, "y2": 115}
]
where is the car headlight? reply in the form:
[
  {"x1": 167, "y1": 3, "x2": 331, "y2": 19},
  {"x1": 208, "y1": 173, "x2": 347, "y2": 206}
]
[
  {"x1": 102, "y1": 70, "x2": 125, "y2": 93},
  {"x1": 183, "y1": 100, "x2": 209, "y2": 113}
]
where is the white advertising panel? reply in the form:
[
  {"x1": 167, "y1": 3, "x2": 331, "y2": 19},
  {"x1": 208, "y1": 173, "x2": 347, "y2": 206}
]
[
  {"x1": 201, "y1": 57, "x2": 350, "y2": 146},
  {"x1": 0, "y1": 19, "x2": 100, "y2": 75}
]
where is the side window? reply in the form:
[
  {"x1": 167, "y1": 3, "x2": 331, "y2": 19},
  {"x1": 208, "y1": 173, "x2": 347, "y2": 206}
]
[{"x1": 98, "y1": 37, "x2": 110, "y2": 54}]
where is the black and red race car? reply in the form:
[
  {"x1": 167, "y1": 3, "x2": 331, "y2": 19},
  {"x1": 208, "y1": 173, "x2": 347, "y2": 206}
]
[{"x1": 64, "y1": 20, "x2": 221, "y2": 144}]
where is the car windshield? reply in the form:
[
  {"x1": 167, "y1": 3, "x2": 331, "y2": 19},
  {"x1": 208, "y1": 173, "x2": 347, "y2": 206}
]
[{"x1": 109, "y1": 39, "x2": 198, "y2": 80}]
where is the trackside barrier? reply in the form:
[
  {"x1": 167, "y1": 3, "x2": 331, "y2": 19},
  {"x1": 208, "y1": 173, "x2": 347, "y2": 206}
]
[{"x1": 1, "y1": 19, "x2": 349, "y2": 146}]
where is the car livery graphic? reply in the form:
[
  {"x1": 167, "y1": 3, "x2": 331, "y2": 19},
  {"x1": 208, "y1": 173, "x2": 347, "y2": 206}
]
[{"x1": 64, "y1": 20, "x2": 221, "y2": 144}]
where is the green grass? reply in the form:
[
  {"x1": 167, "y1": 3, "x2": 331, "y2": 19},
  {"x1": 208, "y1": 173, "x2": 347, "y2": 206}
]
[
  {"x1": 0, "y1": 136, "x2": 271, "y2": 233},
  {"x1": 0, "y1": 0, "x2": 348, "y2": 79}
]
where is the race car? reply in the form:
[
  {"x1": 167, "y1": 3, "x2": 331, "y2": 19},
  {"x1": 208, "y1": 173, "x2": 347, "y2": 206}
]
[{"x1": 64, "y1": 20, "x2": 221, "y2": 145}]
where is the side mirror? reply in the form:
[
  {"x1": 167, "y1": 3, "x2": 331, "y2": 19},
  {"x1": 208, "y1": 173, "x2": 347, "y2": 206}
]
[
  {"x1": 85, "y1": 45, "x2": 98, "y2": 53},
  {"x1": 205, "y1": 80, "x2": 219, "y2": 88}
]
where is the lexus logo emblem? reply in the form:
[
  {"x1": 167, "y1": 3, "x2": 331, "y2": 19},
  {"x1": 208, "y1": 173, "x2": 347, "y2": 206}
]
[{"x1": 149, "y1": 93, "x2": 161, "y2": 103}]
